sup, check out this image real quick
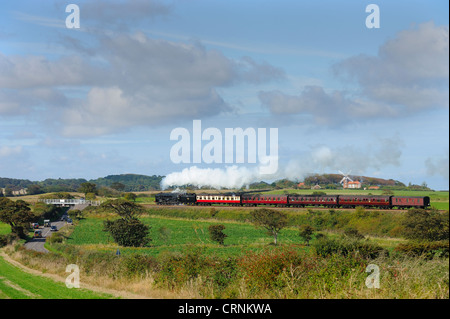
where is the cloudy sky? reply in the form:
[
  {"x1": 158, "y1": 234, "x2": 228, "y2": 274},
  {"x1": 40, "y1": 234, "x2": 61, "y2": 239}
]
[{"x1": 0, "y1": 0, "x2": 448, "y2": 190}]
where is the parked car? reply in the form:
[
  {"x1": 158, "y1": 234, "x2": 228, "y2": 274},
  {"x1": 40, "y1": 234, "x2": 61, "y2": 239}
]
[
  {"x1": 44, "y1": 220, "x2": 51, "y2": 227},
  {"x1": 31, "y1": 223, "x2": 40, "y2": 229},
  {"x1": 67, "y1": 218, "x2": 73, "y2": 225},
  {"x1": 50, "y1": 225, "x2": 58, "y2": 231}
]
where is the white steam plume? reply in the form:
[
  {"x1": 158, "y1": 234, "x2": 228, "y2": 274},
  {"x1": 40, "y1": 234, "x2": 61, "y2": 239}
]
[{"x1": 160, "y1": 137, "x2": 404, "y2": 190}]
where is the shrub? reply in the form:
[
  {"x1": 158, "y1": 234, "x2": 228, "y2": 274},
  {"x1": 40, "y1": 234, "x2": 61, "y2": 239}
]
[
  {"x1": 47, "y1": 232, "x2": 65, "y2": 244},
  {"x1": 394, "y1": 241, "x2": 449, "y2": 259},
  {"x1": 155, "y1": 247, "x2": 213, "y2": 288},
  {"x1": 120, "y1": 254, "x2": 158, "y2": 278},
  {"x1": 343, "y1": 227, "x2": 365, "y2": 240},
  {"x1": 312, "y1": 237, "x2": 386, "y2": 259},
  {"x1": 238, "y1": 248, "x2": 301, "y2": 290},
  {"x1": 208, "y1": 224, "x2": 228, "y2": 245},
  {"x1": 402, "y1": 209, "x2": 449, "y2": 241},
  {"x1": 0, "y1": 233, "x2": 19, "y2": 247}
]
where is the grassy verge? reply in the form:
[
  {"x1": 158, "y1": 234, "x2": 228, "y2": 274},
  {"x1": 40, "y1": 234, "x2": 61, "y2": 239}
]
[{"x1": 0, "y1": 253, "x2": 116, "y2": 299}]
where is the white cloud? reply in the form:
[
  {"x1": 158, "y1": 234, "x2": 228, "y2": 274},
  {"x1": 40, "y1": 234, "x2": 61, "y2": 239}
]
[
  {"x1": 0, "y1": 146, "x2": 23, "y2": 158},
  {"x1": 260, "y1": 21, "x2": 449, "y2": 125},
  {"x1": 0, "y1": 31, "x2": 284, "y2": 137}
]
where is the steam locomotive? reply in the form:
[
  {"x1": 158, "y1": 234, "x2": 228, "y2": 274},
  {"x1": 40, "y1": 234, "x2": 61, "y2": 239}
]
[{"x1": 155, "y1": 192, "x2": 431, "y2": 209}]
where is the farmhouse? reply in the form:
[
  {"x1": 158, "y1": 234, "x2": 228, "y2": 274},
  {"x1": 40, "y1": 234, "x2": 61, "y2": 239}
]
[{"x1": 345, "y1": 181, "x2": 361, "y2": 189}]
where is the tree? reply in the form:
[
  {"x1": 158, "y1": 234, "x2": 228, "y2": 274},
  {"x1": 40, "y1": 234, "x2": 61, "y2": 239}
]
[
  {"x1": 123, "y1": 193, "x2": 137, "y2": 202},
  {"x1": 298, "y1": 224, "x2": 314, "y2": 246},
  {"x1": 27, "y1": 184, "x2": 43, "y2": 195},
  {"x1": 0, "y1": 198, "x2": 35, "y2": 238},
  {"x1": 104, "y1": 218, "x2": 150, "y2": 247},
  {"x1": 208, "y1": 224, "x2": 228, "y2": 245},
  {"x1": 78, "y1": 182, "x2": 97, "y2": 196},
  {"x1": 100, "y1": 199, "x2": 145, "y2": 219},
  {"x1": 110, "y1": 182, "x2": 126, "y2": 192},
  {"x1": 250, "y1": 208, "x2": 288, "y2": 245},
  {"x1": 102, "y1": 199, "x2": 150, "y2": 247}
]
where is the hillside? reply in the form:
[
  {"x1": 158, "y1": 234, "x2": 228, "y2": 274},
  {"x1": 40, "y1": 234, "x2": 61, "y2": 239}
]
[
  {"x1": 0, "y1": 174, "x2": 163, "y2": 193},
  {"x1": 1, "y1": 173, "x2": 431, "y2": 195}
]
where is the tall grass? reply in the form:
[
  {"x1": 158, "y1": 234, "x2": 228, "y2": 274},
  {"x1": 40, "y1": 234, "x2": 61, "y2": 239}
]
[{"x1": 6, "y1": 242, "x2": 448, "y2": 299}]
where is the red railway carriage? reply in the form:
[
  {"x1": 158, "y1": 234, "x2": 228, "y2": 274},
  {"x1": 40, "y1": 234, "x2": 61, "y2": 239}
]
[
  {"x1": 196, "y1": 194, "x2": 241, "y2": 206},
  {"x1": 391, "y1": 196, "x2": 430, "y2": 209},
  {"x1": 241, "y1": 194, "x2": 288, "y2": 206},
  {"x1": 288, "y1": 195, "x2": 338, "y2": 207},
  {"x1": 338, "y1": 195, "x2": 391, "y2": 208}
]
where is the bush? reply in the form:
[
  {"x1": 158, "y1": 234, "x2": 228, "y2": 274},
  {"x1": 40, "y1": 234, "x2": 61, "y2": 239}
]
[
  {"x1": 402, "y1": 209, "x2": 449, "y2": 241},
  {"x1": 313, "y1": 237, "x2": 386, "y2": 259},
  {"x1": 343, "y1": 227, "x2": 365, "y2": 240},
  {"x1": 155, "y1": 247, "x2": 213, "y2": 288},
  {"x1": 238, "y1": 248, "x2": 301, "y2": 290},
  {"x1": 120, "y1": 254, "x2": 158, "y2": 278},
  {"x1": 394, "y1": 241, "x2": 449, "y2": 259},
  {"x1": 0, "y1": 233, "x2": 19, "y2": 247},
  {"x1": 47, "y1": 232, "x2": 65, "y2": 244},
  {"x1": 208, "y1": 224, "x2": 227, "y2": 245}
]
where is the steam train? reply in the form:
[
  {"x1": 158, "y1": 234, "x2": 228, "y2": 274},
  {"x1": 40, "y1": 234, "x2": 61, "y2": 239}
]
[{"x1": 155, "y1": 192, "x2": 431, "y2": 210}]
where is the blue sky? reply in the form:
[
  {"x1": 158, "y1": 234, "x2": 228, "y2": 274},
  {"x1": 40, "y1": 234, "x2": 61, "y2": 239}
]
[{"x1": 0, "y1": 0, "x2": 448, "y2": 190}]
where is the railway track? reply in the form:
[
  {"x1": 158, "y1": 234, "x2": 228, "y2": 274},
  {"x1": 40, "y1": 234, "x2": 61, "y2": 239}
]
[{"x1": 142, "y1": 203, "x2": 413, "y2": 213}]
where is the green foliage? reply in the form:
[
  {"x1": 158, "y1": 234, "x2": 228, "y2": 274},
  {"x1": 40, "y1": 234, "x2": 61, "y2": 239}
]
[
  {"x1": 312, "y1": 237, "x2": 386, "y2": 259},
  {"x1": 343, "y1": 227, "x2": 365, "y2": 240},
  {"x1": 102, "y1": 199, "x2": 150, "y2": 247},
  {"x1": 68, "y1": 209, "x2": 82, "y2": 220},
  {"x1": 155, "y1": 247, "x2": 212, "y2": 288},
  {"x1": 0, "y1": 233, "x2": 19, "y2": 247},
  {"x1": 394, "y1": 241, "x2": 449, "y2": 259},
  {"x1": 78, "y1": 182, "x2": 97, "y2": 196},
  {"x1": 298, "y1": 224, "x2": 314, "y2": 245},
  {"x1": 402, "y1": 209, "x2": 449, "y2": 241},
  {"x1": 47, "y1": 232, "x2": 65, "y2": 244},
  {"x1": 239, "y1": 248, "x2": 301, "y2": 290},
  {"x1": 92, "y1": 174, "x2": 164, "y2": 191},
  {"x1": 120, "y1": 254, "x2": 157, "y2": 278},
  {"x1": 85, "y1": 192, "x2": 96, "y2": 200},
  {"x1": 39, "y1": 192, "x2": 74, "y2": 199},
  {"x1": 103, "y1": 217, "x2": 151, "y2": 247},
  {"x1": 32, "y1": 202, "x2": 60, "y2": 220},
  {"x1": 208, "y1": 224, "x2": 228, "y2": 245},
  {"x1": 250, "y1": 208, "x2": 288, "y2": 245},
  {"x1": 0, "y1": 198, "x2": 34, "y2": 238},
  {"x1": 100, "y1": 199, "x2": 145, "y2": 219},
  {"x1": 123, "y1": 193, "x2": 137, "y2": 202}
]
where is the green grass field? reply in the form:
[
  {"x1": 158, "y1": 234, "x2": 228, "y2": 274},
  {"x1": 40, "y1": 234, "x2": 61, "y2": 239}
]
[
  {"x1": 0, "y1": 255, "x2": 116, "y2": 299},
  {"x1": 66, "y1": 215, "x2": 306, "y2": 257}
]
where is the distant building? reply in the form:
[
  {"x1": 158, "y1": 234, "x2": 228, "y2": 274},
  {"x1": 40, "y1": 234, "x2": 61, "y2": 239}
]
[
  {"x1": 311, "y1": 184, "x2": 322, "y2": 190},
  {"x1": 344, "y1": 181, "x2": 361, "y2": 189},
  {"x1": 368, "y1": 186, "x2": 380, "y2": 190}
]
